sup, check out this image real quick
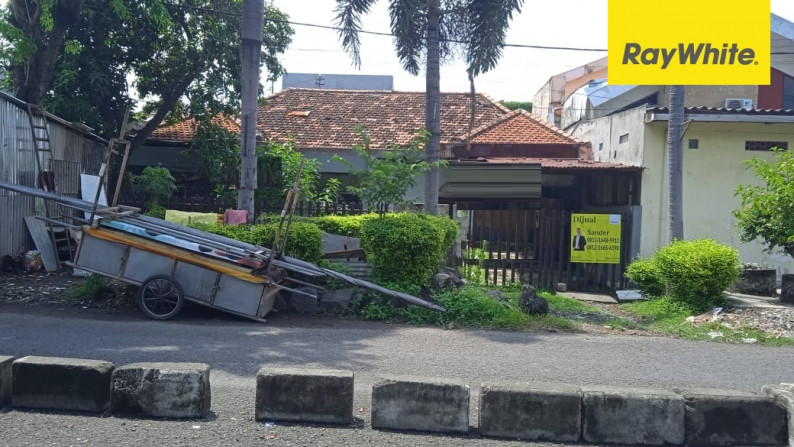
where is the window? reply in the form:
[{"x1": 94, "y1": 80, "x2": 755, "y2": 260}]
[
  {"x1": 598, "y1": 142, "x2": 603, "y2": 152},
  {"x1": 745, "y1": 141, "x2": 788, "y2": 151},
  {"x1": 785, "y1": 76, "x2": 794, "y2": 110},
  {"x1": 619, "y1": 133, "x2": 629, "y2": 144},
  {"x1": 688, "y1": 139, "x2": 699, "y2": 149}
]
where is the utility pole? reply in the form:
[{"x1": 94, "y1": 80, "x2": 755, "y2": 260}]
[
  {"x1": 238, "y1": 0, "x2": 265, "y2": 222},
  {"x1": 667, "y1": 85, "x2": 685, "y2": 241}
]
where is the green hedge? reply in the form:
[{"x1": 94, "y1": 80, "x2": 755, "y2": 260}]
[
  {"x1": 312, "y1": 214, "x2": 375, "y2": 237},
  {"x1": 191, "y1": 222, "x2": 324, "y2": 264},
  {"x1": 360, "y1": 213, "x2": 458, "y2": 286},
  {"x1": 625, "y1": 239, "x2": 740, "y2": 309}
]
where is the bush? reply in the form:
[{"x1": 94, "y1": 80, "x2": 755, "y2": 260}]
[
  {"x1": 192, "y1": 221, "x2": 324, "y2": 264},
  {"x1": 144, "y1": 202, "x2": 166, "y2": 219},
  {"x1": 360, "y1": 213, "x2": 458, "y2": 287},
  {"x1": 312, "y1": 214, "x2": 375, "y2": 237},
  {"x1": 652, "y1": 239, "x2": 740, "y2": 309},
  {"x1": 625, "y1": 257, "x2": 665, "y2": 298},
  {"x1": 67, "y1": 275, "x2": 115, "y2": 301}
]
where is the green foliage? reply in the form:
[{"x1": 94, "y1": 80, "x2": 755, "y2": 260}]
[
  {"x1": 0, "y1": 1, "x2": 293, "y2": 140},
  {"x1": 67, "y1": 275, "x2": 115, "y2": 301},
  {"x1": 625, "y1": 257, "x2": 666, "y2": 298},
  {"x1": 459, "y1": 240, "x2": 487, "y2": 285},
  {"x1": 653, "y1": 239, "x2": 740, "y2": 309},
  {"x1": 499, "y1": 100, "x2": 533, "y2": 112},
  {"x1": 311, "y1": 214, "x2": 376, "y2": 237},
  {"x1": 192, "y1": 221, "x2": 323, "y2": 264},
  {"x1": 130, "y1": 166, "x2": 176, "y2": 203},
  {"x1": 144, "y1": 202, "x2": 166, "y2": 219},
  {"x1": 259, "y1": 138, "x2": 340, "y2": 203},
  {"x1": 188, "y1": 119, "x2": 240, "y2": 189},
  {"x1": 734, "y1": 148, "x2": 794, "y2": 260},
  {"x1": 333, "y1": 126, "x2": 444, "y2": 213},
  {"x1": 360, "y1": 213, "x2": 458, "y2": 287}
]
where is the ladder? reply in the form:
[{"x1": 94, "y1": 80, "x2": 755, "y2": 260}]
[{"x1": 26, "y1": 104, "x2": 55, "y2": 192}]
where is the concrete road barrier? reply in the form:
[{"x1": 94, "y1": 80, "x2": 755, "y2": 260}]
[
  {"x1": 111, "y1": 362, "x2": 211, "y2": 418},
  {"x1": 479, "y1": 383, "x2": 581, "y2": 441},
  {"x1": 12, "y1": 356, "x2": 113, "y2": 412},
  {"x1": 681, "y1": 388, "x2": 788, "y2": 446},
  {"x1": 255, "y1": 368, "x2": 354, "y2": 424},
  {"x1": 763, "y1": 383, "x2": 794, "y2": 447},
  {"x1": 371, "y1": 377, "x2": 469, "y2": 434},
  {"x1": 0, "y1": 356, "x2": 14, "y2": 405},
  {"x1": 582, "y1": 386, "x2": 685, "y2": 445}
]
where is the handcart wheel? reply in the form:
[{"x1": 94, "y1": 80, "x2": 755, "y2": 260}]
[{"x1": 137, "y1": 274, "x2": 185, "y2": 320}]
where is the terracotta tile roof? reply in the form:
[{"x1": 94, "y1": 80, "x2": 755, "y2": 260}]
[
  {"x1": 472, "y1": 157, "x2": 641, "y2": 170},
  {"x1": 464, "y1": 109, "x2": 582, "y2": 144},
  {"x1": 150, "y1": 116, "x2": 241, "y2": 141},
  {"x1": 256, "y1": 88, "x2": 511, "y2": 150}
]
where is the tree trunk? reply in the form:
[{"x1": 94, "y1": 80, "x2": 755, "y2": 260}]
[
  {"x1": 10, "y1": 0, "x2": 86, "y2": 105},
  {"x1": 666, "y1": 85, "x2": 685, "y2": 241},
  {"x1": 238, "y1": 0, "x2": 265, "y2": 222},
  {"x1": 423, "y1": 0, "x2": 441, "y2": 215}
]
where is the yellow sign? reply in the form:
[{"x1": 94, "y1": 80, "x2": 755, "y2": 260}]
[
  {"x1": 570, "y1": 214, "x2": 621, "y2": 264},
  {"x1": 608, "y1": 0, "x2": 770, "y2": 85}
]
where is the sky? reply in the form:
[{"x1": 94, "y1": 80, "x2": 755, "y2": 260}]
[{"x1": 271, "y1": 0, "x2": 794, "y2": 102}]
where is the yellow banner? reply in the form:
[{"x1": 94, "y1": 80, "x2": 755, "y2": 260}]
[
  {"x1": 608, "y1": 0, "x2": 770, "y2": 85},
  {"x1": 570, "y1": 214, "x2": 622, "y2": 264}
]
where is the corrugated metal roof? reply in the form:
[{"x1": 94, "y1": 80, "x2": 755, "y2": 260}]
[
  {"x1": 647, "y1": 106, "x2": 794, "y2": 115},
  {"x1": 461, "y1": 157, "x2": 640, "y2": 170}
]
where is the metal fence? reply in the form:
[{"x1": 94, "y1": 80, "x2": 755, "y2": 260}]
[
  {"x1": 461, "y1": 209, "x2": 633, "y2": 292},
  {"x1": 0, "y1": 92, "x2": 107, "y2": 257}
]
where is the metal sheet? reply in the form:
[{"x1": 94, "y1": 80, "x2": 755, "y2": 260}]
[
  {"x1": 174, "y1": 262, "x2": 219, "y2": 303},
  {"x1": 213, "y1": 275, "x2": 265, "y2": 316},
  {"x1": 124, "y1": 248, "x2": 173, "y2": 283},
  {"x1": 23, "y1": 216, "x2": 59, "y2": 271},
  {"x1": 76, "y1": 234, "x2": 125, "y2": 276}
]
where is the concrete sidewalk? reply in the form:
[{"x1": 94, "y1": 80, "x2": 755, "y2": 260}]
[{"x1": 558, "y1": 291, "x2": 618, "y2": 304}]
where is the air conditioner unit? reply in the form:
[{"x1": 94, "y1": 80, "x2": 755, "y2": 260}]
[{"x1": 724, "y1": 98, "x2": 753, "y2": 110}]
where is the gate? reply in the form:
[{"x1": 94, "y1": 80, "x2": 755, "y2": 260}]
[{"x1": 460, "y1": 209, "x2": 633, "y2": 291}]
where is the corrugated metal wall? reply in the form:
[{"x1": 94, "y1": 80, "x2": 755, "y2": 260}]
[{"x1": 0, "y1": 93, "x2": 107, "y2": 257}]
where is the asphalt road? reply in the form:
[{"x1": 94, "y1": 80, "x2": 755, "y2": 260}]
[{"x1": 1, "y1": 305, "x2": 793, "y2": 446}]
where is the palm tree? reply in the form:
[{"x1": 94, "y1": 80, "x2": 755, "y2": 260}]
[
  {"x1": 239, "y1": 0, "x2": 265, "y2": 221},
  {"x1": 666, "y1": 85, "x2": 685, "y2": 240},
  {"x1": 335, "y1": 0, "x2": 523, "y2": 215}
]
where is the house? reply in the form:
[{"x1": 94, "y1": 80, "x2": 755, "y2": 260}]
[
  {"x1": 143, "y1": 88, "x2": 640, "y2": 290},
  {"x1": 558, "y1": 13, "x2": 794, "y2": 280}
]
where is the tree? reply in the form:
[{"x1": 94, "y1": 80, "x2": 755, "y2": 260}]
[
  {"x1": 333, "y1": 125, "x2": 443, "y2": 215},
  {"x1": 335, "y1": 0, "x2": 523, "y2": 214},
  {"x1": 500, "y1": 100, "x2": 532, "y2": 112},
  {"x1": 734, "y1": 148, "x2": 794, "y2": 260},
  {"x1": 0, "y1": 1, "x2": 293, "y2": 152},
  {"x1": 666, "y1": 85, "x2": 685, "y2": 241}
]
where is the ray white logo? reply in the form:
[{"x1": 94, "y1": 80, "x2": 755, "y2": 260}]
[{"x1": 622, "y1": 43, "x2": 757, "y2": 70}]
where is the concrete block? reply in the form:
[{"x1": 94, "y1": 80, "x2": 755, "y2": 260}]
[
  {"x1": 111, "y1": 362, "x2": 211, "y2": 418},
  {"x1": 681, "y1": 388, "x2": 788, "y2": 446},
  {"x1": 255, "y1": 368, "x2": 353, "y2": 424},
  {"x1": 372, "y1": 377, "x2": 469, "y2": 434},
  {"x1": 479, "y1": 383, "x2": 581, "y2": 441},
  {"x1": 582, "y1": 386, "x2": 684, "y2": 445},
  {"x1": 12, "y1": 356, "x2": 113, "y2": 412},
  {"x1": 0, "y1": 356, "x2": 14, "y2": 406},
  {"x1": 763, "y1": 383, "x2": 794, "y2": 447}
]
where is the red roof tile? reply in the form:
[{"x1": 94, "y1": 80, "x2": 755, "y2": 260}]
[
  {"x1": 465, "y1": 109, "x2": 582, "y2": 144},
  {"x1": 256, "y1": 88, "x2": 511, "y2": 150},
  {"x1": 150, "y1": 116, "x2": 241, "y2": 141}
]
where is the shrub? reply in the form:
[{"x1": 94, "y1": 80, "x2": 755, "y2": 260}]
[
  {"x1": 312, "y1": 214, "x2": 375, "y2": 237},
  {"x1": 192, "y1": 221, "x2": 324, "y2": 264},
  {"x1": 625, "y1": 257, "x2": 665, "y2": 298},
  {"x1": 653, "y1": 239, "x2": 740, "y2": 309},
  {"x1": 144, "y1": 202, "x2": 166, "y2": 219},
  {"x1": 67, "y1": 275, "x2": 115, "y2": 301},
  {"x1": 360, "y1": 213, "x2": 458, "y2": 286}
]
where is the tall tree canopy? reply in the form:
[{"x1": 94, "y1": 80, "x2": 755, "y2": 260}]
[
  {"x1": 335, "y1": 0, "x2": 523, "y2": 213},
  {"x1": 0, "y1": 0, "x2": 293, "y2": 151}
]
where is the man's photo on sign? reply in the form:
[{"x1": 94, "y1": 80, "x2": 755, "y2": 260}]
[{"x1": 572, "y1": 227, "x2": 587, "y2": 251}]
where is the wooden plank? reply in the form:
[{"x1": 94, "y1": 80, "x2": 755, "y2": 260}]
[{"x1": 24, "y1": 216, "x2": 59, "y2": 272}]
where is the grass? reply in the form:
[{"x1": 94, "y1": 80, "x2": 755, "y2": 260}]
[
  {"x1": 349, "y1": 286, "x2": 578, "y2": 332},
  {"x1": 66, "y1": 275, "x2": 115, "y2": 301},
  {"x1": 621, "y1": 298, "x2": 794, "y2": 347}
]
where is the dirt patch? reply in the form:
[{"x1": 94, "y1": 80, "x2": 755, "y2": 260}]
[{"x1": 0, "y1": 269, "x2": 136, "y2": 310}]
